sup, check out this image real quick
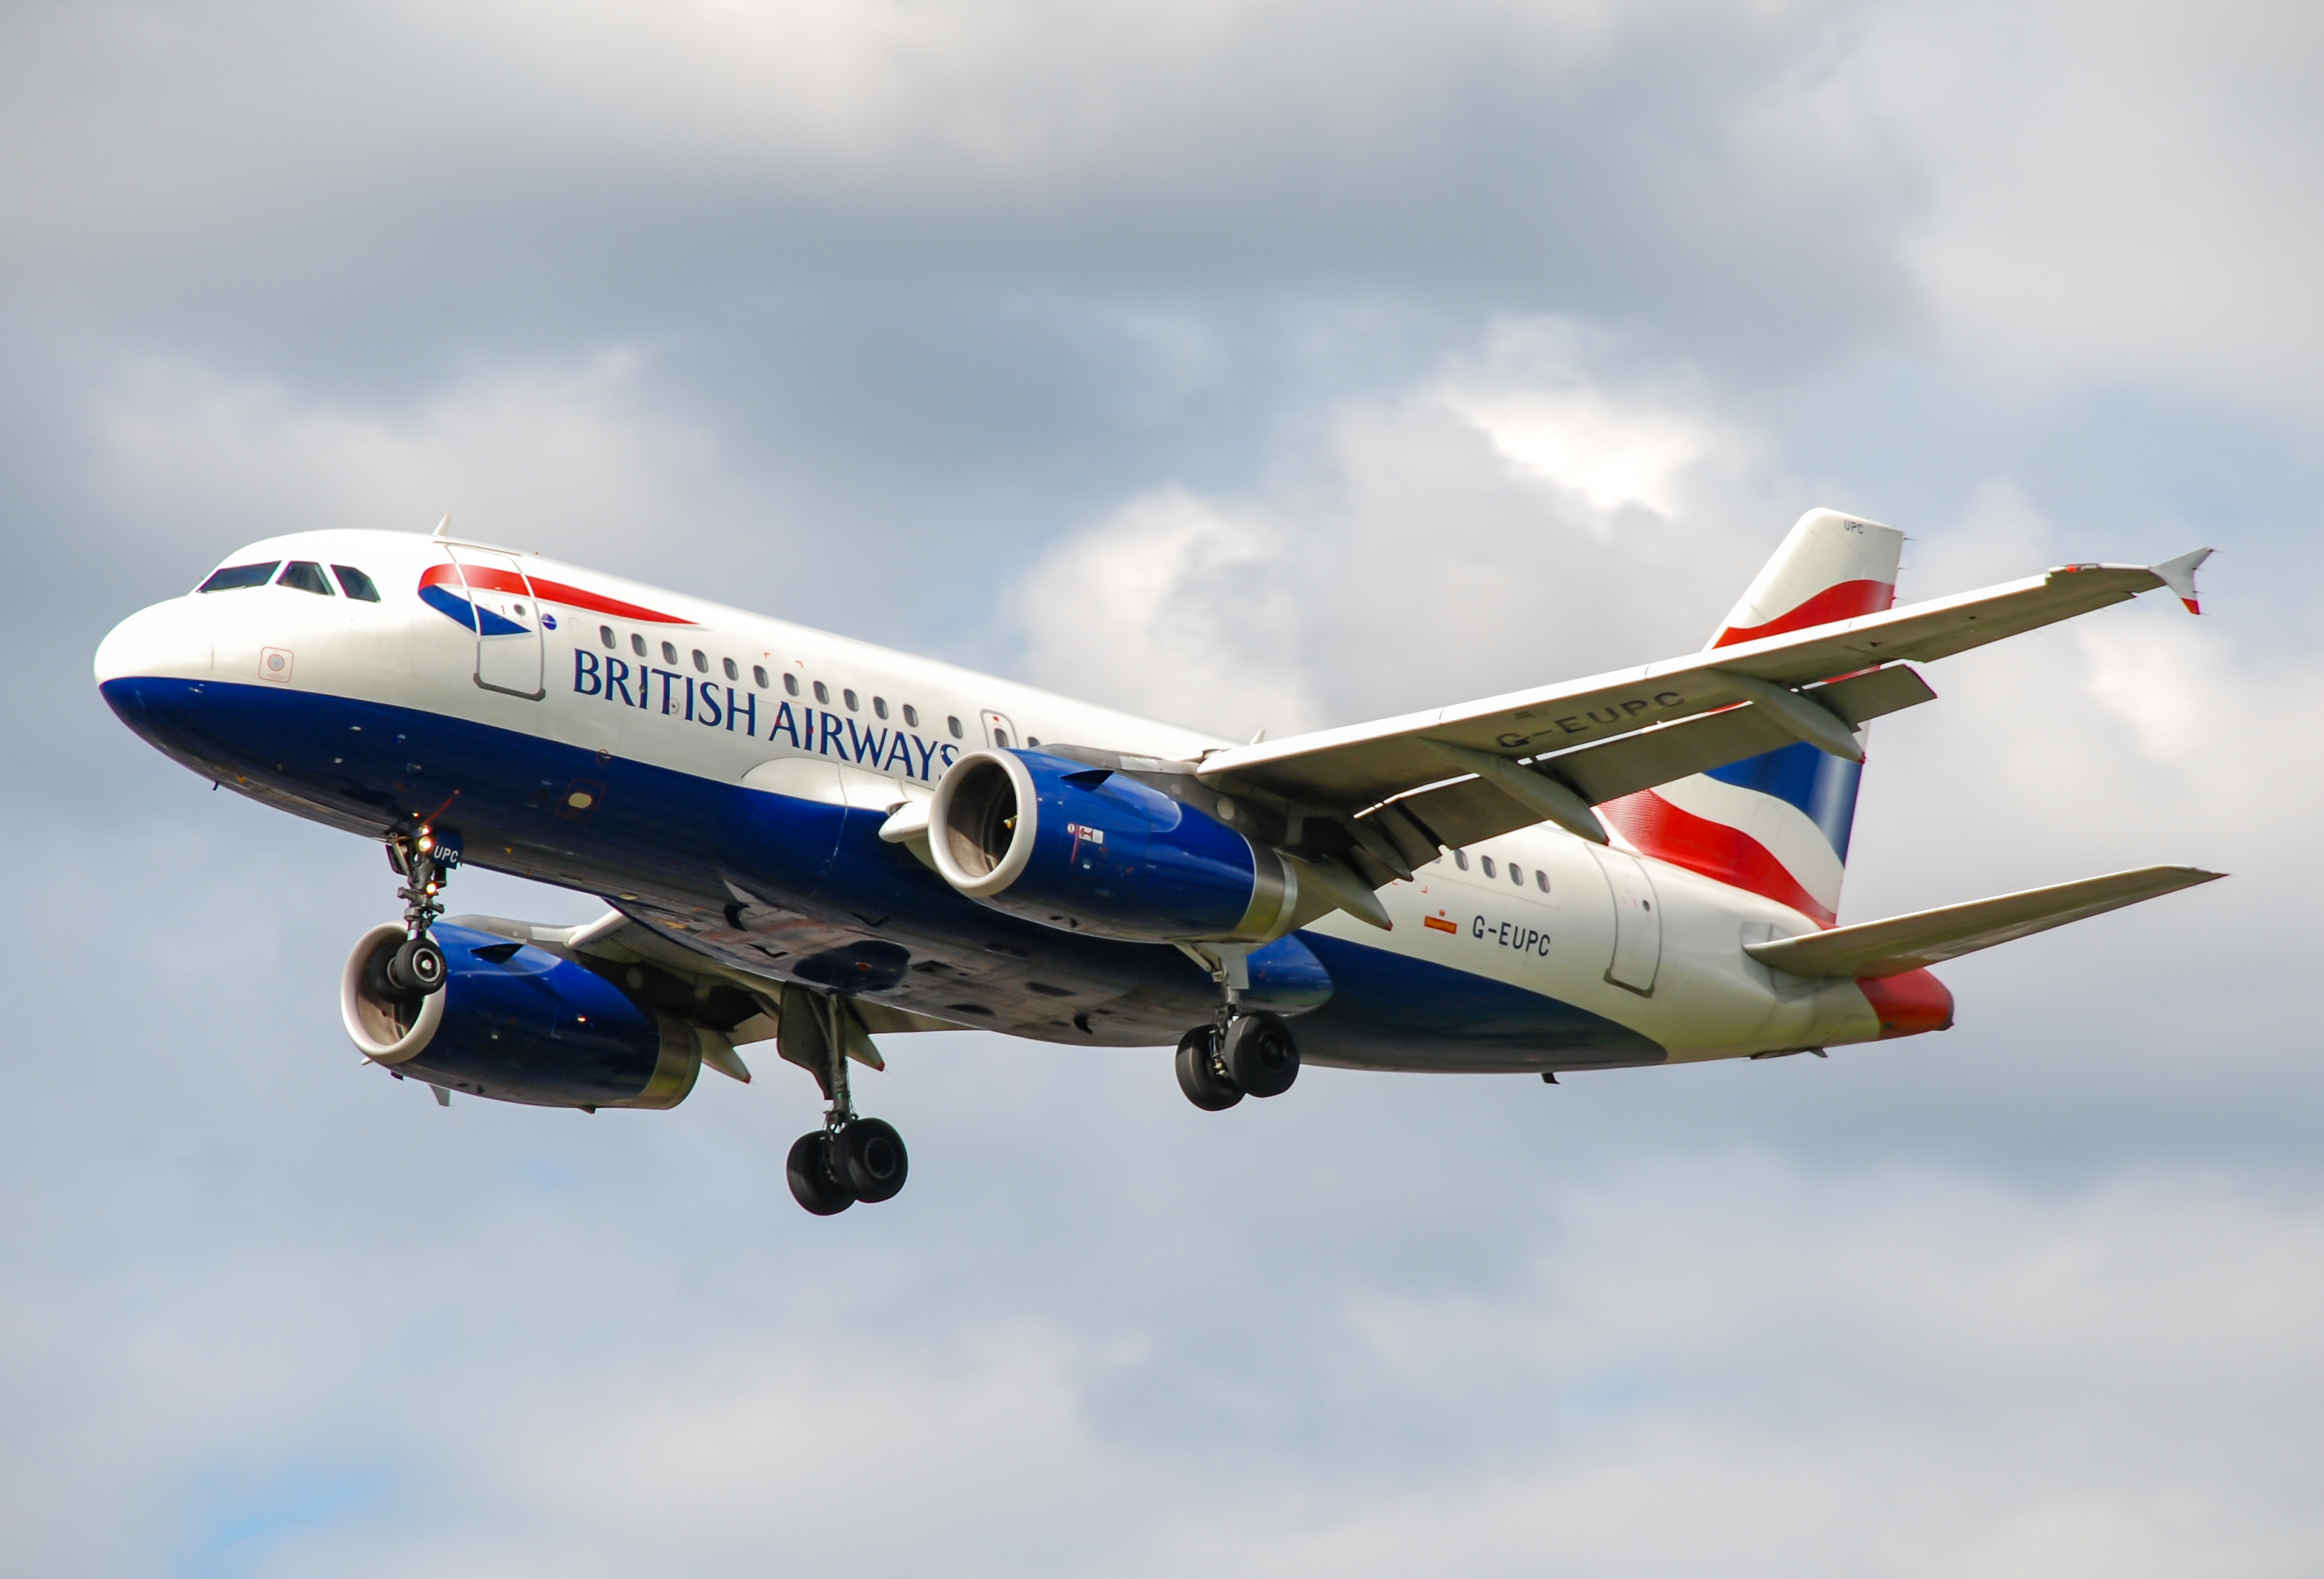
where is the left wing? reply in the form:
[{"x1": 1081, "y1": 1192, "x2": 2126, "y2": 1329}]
[{"x1": 452, "y1": 909, "x2": 962, "y2": 1084}]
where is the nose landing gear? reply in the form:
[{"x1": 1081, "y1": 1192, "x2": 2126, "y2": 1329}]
[
  {"x1": 784, "y1": 990, "x2": 911, "y2": 1216},
  {"x1": 382, "y1": 828, "x2": 460, "y2": 997}
]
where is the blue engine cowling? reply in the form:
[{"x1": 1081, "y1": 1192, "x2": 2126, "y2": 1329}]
[
  {"x1": 339, "y1": 923, "x2": 700, "y2": 1109},
  {"x1": 926, "y1": 749, "x2": 1296, "y2": 943}
]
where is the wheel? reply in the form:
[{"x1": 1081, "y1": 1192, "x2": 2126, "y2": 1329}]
[
  {"x1": 387, "y1": 937, "x2": 447, "y2": 996},
  {"x1": 834, "y1": 1118, "x2": 909, "y2": 1203},
  {"x1": 1175, "y1": 1026, "x2": 1243, "y2": 1111},
  {"x1": 1223, "y1": 1011, "x2": 1299, "y2": 1098},
  {"x1": 786, "y1": 1131, "x2": 856, "y2": 1215}
]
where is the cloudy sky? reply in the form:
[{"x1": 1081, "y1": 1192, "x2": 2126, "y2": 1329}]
[{"x1": 6, "y1": 1, "x2": 2323, "y2": 1573}]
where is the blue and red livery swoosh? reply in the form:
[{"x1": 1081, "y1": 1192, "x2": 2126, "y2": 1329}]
[{"x1": 417, "y1": 563, "x2": 693, "y2": 626}]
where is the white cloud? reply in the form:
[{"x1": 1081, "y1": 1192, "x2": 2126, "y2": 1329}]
[
  {"x1": 1008, "y1": 322, "x2": 1778, "y2": 736},
  {"x1": 1843, "y1": 0, "x2": 2324, "y2": 412}
]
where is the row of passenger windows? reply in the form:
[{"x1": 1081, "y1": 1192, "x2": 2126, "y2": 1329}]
[
  {"x1": 594, "y1": 622, "x2": 1035, "y2": 744},
  {"x1": 199, "y1": 559, "x2": 381, "y2": 601},
  {"x1": 1450, "y1": 848, "x2": 1552, "y2": 892}
]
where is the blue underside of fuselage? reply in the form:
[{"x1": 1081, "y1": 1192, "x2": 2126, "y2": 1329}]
[{"x1": 99, "y1": 675, "x2": 1663, "y2": 1070}]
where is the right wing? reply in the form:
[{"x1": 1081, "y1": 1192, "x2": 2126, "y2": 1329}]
[
  {"x1": 1742, "y1": 866, "x2": 2224, "y2": 979},
  {"x1": 1193, "y1": 554, "x2": 2206, "y2": 881}
]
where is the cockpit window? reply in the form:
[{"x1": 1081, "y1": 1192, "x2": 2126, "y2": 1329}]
[
  {"x1": 277, "y1": 561, "x2": 334, "y2": 596},
  {"x1": 198, "y1": 561, "x2": 280, "y2": 592},
  {"x1": 331, "y1": 565, "x2": 381, "y2": 602}
]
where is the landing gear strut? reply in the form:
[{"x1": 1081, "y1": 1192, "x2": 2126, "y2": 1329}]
[
  {"x1": 786, "y1": 990, "x2": 910, "y2": 1216},
  {"x1": 381, "y1": 828, "x2": 459, "y2": 996},
  {"x1": 1172, "y1": 946, "x2": 1300, "y2": 1111}
]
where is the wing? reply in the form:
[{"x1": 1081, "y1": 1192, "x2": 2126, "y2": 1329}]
[
  {"x1": 1196, "y1": 556, "x2": 2202, "y2": 873},
  {"x1": 448, "y1": 909, "x2": 964, "y2": 1083},
  {"x1": 1742, "y1": 866, "x2": 2224, "y2": 979}
]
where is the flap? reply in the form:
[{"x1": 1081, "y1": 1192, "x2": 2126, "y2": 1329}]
[
  {"x1": 1382, "y1": 665, "x2": 1937, "y2": 851},
  {"x1": 1198, "y1": 559, "x2": 2185, "y2": 813},
  {"x1": 1744, "y1": 865, "x2": 2224, "y2": 979}
]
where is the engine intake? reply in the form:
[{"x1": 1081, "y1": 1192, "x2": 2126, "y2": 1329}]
[
  {"x1": 341, "y1": 922, "x2": 701, "y2": 1108},
  {"x1": 926, "y1": 749, "x2": 1296, "y2": 942}
]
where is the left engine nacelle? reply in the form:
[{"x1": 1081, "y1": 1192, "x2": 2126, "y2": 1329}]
[
  {"x1": 341, "y1": 923, "x2": 701, "y2": 1109},
  {"x1": 926, "y1": 749, "x2": 1296, "y2": 943}
]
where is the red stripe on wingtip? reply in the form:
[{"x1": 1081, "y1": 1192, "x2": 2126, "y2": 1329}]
[
  {"x1": 1598, "y1": 790, "x2": 1836, "y2": 927},
  {"x1": 2181, "y1": 597, "x2": 2202, "y2": 615},
  {"x1": 1856, "y1": 969, "x2": 1953, "y2": 1038},
  {"x1": 419, "y1": 562, "x2": 692, "y2": 625},
  {"x1": 1712, "y1": 578, "x2": 1896, "y2": 648}
]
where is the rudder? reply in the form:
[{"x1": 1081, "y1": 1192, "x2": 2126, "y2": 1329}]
[{"x1": 1598, "y1": 508, "x2": 1905, "y2": 927}]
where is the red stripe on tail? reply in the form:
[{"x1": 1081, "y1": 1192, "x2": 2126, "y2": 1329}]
[
  {"x1": 1712, "y1": 578, "x2": 1895, "y2": 648},
  {"x1": 1598, "y1": 789, "x2": 1837, "y2": 928}
]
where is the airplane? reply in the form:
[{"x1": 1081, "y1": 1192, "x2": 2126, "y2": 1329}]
[{"x1": 95, "y1": 508, "x2": 2223, "y2": 1213}]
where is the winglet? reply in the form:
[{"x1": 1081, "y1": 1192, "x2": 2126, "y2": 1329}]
[
  {"x1": 2153, "y1": 547, "x2": 2213, "y2": 615},
  {"x1": 433, "y1": 514, "x2": 452, "y2": 541}
]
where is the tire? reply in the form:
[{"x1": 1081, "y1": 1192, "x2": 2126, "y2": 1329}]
[
  {"x1": 363, "y1": 934, "x2": 416, "y2": 1005},
  {"x1": 387, "y1": 937, "x2": 447, "y2": 996},
  {"x1": 786, "y1": 1131, "x2": 856, "y2": 1215},
  {"x1": 835, "y1": 1118, "x2": 910, "y2": 1203},
  {"x1": 1223, "y1": 1011, "x2": 1299, "y2": 1098},
  {"x1": 1175, "y1": 1027, "x2": 1243, "y2": 1111}
]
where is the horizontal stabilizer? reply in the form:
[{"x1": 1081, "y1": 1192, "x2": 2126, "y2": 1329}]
[{"x1": 1744, "y1": 865, "x2": 2224, "y2": 979}]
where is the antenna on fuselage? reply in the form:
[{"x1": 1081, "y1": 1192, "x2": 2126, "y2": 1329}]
[{"x1": 432, "y1": 515, "x2": 451, "y2": 540}]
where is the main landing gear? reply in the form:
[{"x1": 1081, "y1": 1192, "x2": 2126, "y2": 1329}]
[
  {"x1": 785, "y1": 992, "x2": 910, "y2": 1217},
  {"x1": 1172, "y1": 946, "x2": 1300, "y2": 1111},
  {"x1": 381, "y1": 828, "x2": 459, "y2": 997}
]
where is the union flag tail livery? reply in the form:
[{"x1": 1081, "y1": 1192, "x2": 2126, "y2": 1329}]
[
  {"x1": 94, "y1": 506, "x2": 2224, "y2": 1213},
  {"x1": 1599, "y1": 509, "x2": 1901, "y2": 930}
]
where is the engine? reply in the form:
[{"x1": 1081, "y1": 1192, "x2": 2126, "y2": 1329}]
[
  {"x1": 926, "y1": 749, "x2": 1297, "y2": 942},
  {"x1": 341, "y1": 922, "x2": 701, "y2": 1109}
]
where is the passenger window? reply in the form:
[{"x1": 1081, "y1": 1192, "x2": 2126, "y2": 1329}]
[
  {"x1": 331, "y1": 565, "x2": 381, "y2": 602},
  {"x1": 1453, "y1": 850, "x2": 1469, "y2": 871},
  {"x1": 873, "y1": 697, "x2": 888, "y2": 719},
  {"x1": 994, "y1": 729, "x2": 1010, "y2": 747},
  {"x1": 199, "y1": 561, "x2": 280, "y2": 592},
  {"x1": 276, "y1": 561, "x2": 333, "y2": 596},
  {"x1": 784, "y1": 673, "x2": 800, "y2": 696},
  {"x1": 632, "y1": 633, "x2": 647, "y2": 657},
  {"x1": 753, "y1": 665, "x2": 769, "y2": 688},
  {"x1": 903, "y1": 704, "x2": 919, "y2": 727},
  {"x1": 843, "y1": 688, "x2": 859, "y2": 712},
  {"x1": 1535, "y1": 870, "x2": 1551, "y2": 893},
  {"x1": 1480, "y1": 855, "x2": 1497, "y2": 878},
  {"x1": 724, "y1": 658, "x2": 739, "y2": 681},
  {"x1": 661, "y1": 641, "x2": 678, "y2": 665},
  {"x1": 813, "y1": 681, "x2": 830, "y2": 705},
  {"x1": 1510, "y1": 864, "x2": 1524, "y2": 886},
  {"x1": 947, "y1": 716, "x2": 964, "y2": 739},
  {"x1": 599, "y1": 625, "x2": 616, "y2": 649},
  {"x1": 692, "y1": 650, "x2": 708, "y2": 673},
  {"x1": 1027, "y1": 736, "x2": 1041, "y2": 747}
]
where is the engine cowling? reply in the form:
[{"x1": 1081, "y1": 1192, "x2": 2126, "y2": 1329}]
[
  {"x1": 341, "y1": 923, "x2": 701, "y2": 1108},
  {"x1": 926, "y1": 749, "x2": 1296, "y2": 942}
]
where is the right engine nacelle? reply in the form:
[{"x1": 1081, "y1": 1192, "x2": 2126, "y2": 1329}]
[
  {"x1": 926, "y1": 749, "x2": 1295, "y2": 943},
  {"x1": 341, "y1": 923, "x2": 701, "y2": 1109}
]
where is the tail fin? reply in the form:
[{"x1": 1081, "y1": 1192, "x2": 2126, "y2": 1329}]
[{"x1": 1598, "y1": 508, "x2": 1906, "y2": 926}]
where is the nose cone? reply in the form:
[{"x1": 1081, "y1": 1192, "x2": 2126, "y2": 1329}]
[{"x1": 95, "y1": 597, "x2": 213, "y2": 690}]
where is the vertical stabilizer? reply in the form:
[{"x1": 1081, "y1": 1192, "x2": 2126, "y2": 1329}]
[{"x1": 1599, "y1": 509, "x2": 1905, "y2": 927}]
